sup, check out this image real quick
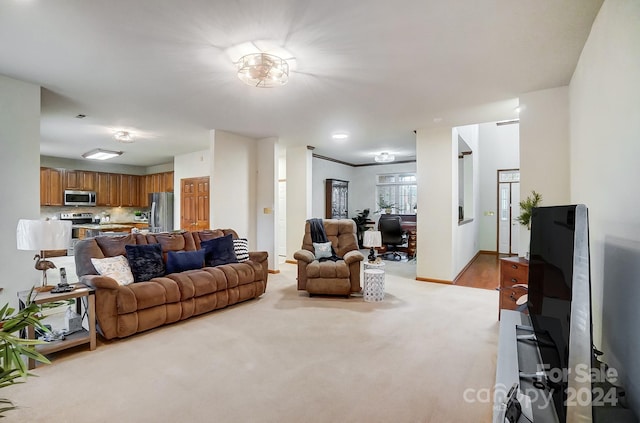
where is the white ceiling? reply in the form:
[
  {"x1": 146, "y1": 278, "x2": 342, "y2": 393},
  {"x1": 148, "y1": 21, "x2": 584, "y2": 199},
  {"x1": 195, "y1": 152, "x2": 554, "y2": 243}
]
[{"x1": 0, "y1": 0, "x2": 603, "y2": 166}]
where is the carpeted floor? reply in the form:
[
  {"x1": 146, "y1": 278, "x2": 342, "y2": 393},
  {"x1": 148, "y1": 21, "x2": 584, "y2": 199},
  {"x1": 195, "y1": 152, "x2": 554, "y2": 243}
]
[{"x1": 5, "y1": 262, "x2": 499, "y2": 423}]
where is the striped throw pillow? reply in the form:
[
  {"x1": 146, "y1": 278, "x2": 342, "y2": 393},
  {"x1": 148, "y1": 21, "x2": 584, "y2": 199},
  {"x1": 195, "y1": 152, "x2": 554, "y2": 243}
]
[{"x1": 233, "y1": 238, "x2": 249, "y2": 262}]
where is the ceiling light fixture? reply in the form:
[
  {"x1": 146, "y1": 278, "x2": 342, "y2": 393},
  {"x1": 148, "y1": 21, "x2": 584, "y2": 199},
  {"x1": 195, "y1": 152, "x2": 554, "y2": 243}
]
[
  {"x1": 82, "y1": 148, "x2": 123, "y2": 161},
  {"x1": 332, "y1": 132, "x2": 349, "y2": 140},
  {"x1": 236, "y1": 53, "x2": 289, "y2": 88},
  {"x1": 114, "y1": 131, "x2": 134, "y2": 143},
  {"x1": 375, "y1": 152, "x2": 395, "y2": 163}
]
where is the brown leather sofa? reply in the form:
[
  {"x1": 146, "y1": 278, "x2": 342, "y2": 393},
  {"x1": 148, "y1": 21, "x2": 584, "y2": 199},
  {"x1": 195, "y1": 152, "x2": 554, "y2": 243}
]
[
  {"x1": 293, "y1": 219, "x2": 364, "y2": 297},
  {"x1": 74, "y1": 229, "x2": 268, "y2": 340}
]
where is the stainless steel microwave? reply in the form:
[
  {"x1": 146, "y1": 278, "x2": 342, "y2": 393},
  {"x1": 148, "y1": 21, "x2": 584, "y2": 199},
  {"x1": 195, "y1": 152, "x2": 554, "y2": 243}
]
[{"x1": 64, "y1": 190, "x2": 97, "y2": 206}]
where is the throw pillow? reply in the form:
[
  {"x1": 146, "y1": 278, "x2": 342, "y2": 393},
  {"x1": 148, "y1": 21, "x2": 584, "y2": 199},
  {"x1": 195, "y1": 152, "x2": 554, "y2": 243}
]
[
  {"x1": 90, "y1": 255, "x2": 134, "y2": 286},
  {"x1": 166, "y1": 249, "x2": 205, "y2": 274},
  {"x1": 201, "y1": 234, "x2": 238, "y2": 267},
  {"x1": 125, "y1": 243, "x2": 165, "y2": 282},
  {"x1": 313, "y1": 241, "x2": 333, "y2": 259},
  {"x1": 233, "y1": 238, "x2": 249, "y2": 262}
]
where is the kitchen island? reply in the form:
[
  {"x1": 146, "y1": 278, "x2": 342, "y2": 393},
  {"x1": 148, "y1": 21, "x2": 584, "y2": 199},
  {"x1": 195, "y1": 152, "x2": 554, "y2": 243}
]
[{"x1": 73, "y1": 222, "x2": 149, "y2": 239}]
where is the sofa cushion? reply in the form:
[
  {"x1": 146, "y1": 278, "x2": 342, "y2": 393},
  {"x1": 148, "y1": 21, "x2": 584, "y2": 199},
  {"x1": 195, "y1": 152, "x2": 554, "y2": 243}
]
[
  {"x1": 125, "y1": 243, "x2": 165, "y2": 282},
  {"x1": 166, "y1": 249, "x2": 205, "y2": 274},
  {"x1": 201, "y1": 234, "x2": 238, "y2": 267},
  {"x1": 306, "y1": 260, "x2": 350, "y2": 279},
  {"x1": 233, "y1": 238, "x2": 249, "y2": 262},
  {"x1": 96, "y1": 234, "x2": 137, "y2": 257},
  {"x1": 90, "y1": 255, "x2": 134, "y2": 286}
]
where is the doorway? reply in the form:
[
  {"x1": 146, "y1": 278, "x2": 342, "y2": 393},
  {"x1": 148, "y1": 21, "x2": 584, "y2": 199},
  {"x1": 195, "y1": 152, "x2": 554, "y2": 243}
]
[
  {"x1": 180, "y1": 176, "x2": 210, "y2": 231},
  {"x1": 497, "y1": 169, "x2": 520, "y2": 255}
]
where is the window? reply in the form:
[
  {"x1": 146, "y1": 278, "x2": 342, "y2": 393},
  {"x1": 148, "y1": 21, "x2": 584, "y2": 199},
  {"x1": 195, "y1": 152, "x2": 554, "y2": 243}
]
[{"x1": 376, "y1": 173, "x2": 417, "y2": 214}]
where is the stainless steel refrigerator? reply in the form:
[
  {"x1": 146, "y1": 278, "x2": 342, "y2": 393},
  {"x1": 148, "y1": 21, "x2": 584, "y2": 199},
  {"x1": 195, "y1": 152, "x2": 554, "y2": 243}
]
[{"x1": 149, "y1": 192, "x2": 174, "y2": 233}]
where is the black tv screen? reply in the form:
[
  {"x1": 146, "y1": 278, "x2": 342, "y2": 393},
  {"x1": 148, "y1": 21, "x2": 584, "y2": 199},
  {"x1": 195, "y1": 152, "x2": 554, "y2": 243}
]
[{"x1": 527, "y1": 205, "x2": 582, "y2": 421}]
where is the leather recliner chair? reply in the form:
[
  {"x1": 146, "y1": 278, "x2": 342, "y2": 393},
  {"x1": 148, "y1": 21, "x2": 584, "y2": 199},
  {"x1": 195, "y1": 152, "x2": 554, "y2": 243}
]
[{"x1": 293, "y1": 219, "x2": 364, "y2": 297}]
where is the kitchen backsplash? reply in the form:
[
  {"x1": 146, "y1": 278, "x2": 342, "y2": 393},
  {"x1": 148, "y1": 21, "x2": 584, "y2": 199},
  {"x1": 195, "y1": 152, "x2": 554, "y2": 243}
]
[{"x1": 41, "y1": 206, "x2": 148, "y2": 222}]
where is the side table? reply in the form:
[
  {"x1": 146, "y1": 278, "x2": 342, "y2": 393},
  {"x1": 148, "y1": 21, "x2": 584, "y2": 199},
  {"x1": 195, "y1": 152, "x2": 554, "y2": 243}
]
[
  {"x1": 363, "y1": 261, "x2": 385, "y2": 302},
  {"x1": 18, "y1": 284, "x2": 96, "y2": 369}
]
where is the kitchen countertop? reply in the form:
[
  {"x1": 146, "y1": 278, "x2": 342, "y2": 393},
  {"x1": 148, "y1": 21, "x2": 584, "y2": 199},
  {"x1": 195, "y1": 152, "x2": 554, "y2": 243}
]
[{"x1": 72, "y1": 223, "x2": 136, "y2": 230}]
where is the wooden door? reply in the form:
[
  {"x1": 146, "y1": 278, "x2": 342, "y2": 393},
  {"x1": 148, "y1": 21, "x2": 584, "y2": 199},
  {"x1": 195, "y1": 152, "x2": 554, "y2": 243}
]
[{"x1": 180, "y1": 177, "x2": 210, "y2": 231}]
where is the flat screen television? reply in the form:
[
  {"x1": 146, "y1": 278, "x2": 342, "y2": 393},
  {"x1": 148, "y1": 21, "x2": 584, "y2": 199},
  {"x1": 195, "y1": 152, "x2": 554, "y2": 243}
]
[{"x1": 527, "y1": 205, "x2": 594, "y2": 422}]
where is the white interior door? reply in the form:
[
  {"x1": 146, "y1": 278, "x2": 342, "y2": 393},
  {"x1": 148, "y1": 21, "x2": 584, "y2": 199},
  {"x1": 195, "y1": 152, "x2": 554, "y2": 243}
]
[
  {"x1": 278, "y1": 180, "x2": 287, "y2": 262},
  {"x1": 498, "y1": 183, "x2": 511, "y2": 254},
  {"x1": 497, "y1": 170, "x2": 520, "y2": 255},
  {"x1": 510, "y1": 183, "x2": 520, "y2": 254}
]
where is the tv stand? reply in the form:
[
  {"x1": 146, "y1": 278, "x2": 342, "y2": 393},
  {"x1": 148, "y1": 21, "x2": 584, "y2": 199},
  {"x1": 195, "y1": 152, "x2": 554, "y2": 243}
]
[
  {"x1": 494, "y1": 310, "x2": 559, "y2": 423},
  {"x1": 494, "y1": 310, "x2": 637, "y2": 423}
]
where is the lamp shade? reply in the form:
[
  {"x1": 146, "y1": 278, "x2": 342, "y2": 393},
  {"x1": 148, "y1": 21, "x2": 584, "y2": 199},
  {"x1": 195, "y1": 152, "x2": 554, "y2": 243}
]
[
  {"x1": 17, "y1": 219, "x2": 72, "y2": 251},
  {"x1": 363, "y1": 230, "x2": 382, "y2": 248}
]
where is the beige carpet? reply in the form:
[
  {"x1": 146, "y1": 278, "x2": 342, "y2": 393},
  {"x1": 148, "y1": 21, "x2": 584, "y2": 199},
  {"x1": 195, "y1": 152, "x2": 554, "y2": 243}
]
[{"x1": 5, "y1": 263, "x2": 499, "y2": 423}]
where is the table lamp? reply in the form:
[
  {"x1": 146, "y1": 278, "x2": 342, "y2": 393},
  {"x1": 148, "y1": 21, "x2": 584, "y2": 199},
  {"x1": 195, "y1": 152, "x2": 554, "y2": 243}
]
[
  {"x1": 17, "y1": 219, "x2": 72, "y2": 291},
  {"x1": 363, "y1": 230, "x2": 382, "y2": 262}
]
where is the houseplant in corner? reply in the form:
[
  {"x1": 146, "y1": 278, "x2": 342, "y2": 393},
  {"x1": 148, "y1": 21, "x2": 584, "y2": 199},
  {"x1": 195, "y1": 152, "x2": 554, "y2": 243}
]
[
  {"x1": 0, "y1": 289, "x2": 55, "y2": 417},
  {"x1": 516, "y1": 190, "x2": 543, "y2": 230}
]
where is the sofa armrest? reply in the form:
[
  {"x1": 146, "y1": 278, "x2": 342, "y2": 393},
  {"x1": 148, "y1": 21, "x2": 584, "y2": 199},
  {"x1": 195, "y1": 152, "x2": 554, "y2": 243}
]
[
  {"x1": 343, "y1": 250, "x2": 364, "y2": 265},
  {"x1": 294, "y1": 249, "x2": 315, "y2": 263},
  {"x1": 248, "y1": 251, "x2": 268, "y2": 263},
  {"x1": 80, "y1": 274, "x2": 120, "y2": 290}
]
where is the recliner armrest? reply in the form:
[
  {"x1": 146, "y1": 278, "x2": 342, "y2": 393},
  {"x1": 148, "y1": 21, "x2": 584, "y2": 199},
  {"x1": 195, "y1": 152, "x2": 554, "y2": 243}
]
[
  {"x1": 80, "y1": 274, "x2": 120, "y2": 290},
  {"x1": 343, "y1": 250, "x2": 364, "y2": 264},
  {"x1": 294, "y1": 249, "x2": 315, "y2": 263}
]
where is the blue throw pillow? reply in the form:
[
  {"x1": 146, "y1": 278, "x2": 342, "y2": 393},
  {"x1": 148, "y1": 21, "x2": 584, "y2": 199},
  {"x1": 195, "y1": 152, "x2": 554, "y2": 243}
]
[
  {"x1": 125, "y1": 243, "x2": 165, "y2": 282},
  {"x1": 166, "y1": 249, "x2": 205, "y2": 274},
  {"x1": 201, "y1": 234, "x2": 238, "y2": 267}
]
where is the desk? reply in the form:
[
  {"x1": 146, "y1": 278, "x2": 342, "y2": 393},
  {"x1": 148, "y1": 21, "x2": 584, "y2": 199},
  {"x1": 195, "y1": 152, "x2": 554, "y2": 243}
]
[{"x1": 376, "y1": 214, "x2": 417, "y2": 259}]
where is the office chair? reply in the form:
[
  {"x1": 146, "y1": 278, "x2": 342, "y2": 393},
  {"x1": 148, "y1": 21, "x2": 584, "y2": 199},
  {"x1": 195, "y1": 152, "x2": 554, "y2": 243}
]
[{"x1": 378, "y1": 215, "x2": 407, "y2": 261}]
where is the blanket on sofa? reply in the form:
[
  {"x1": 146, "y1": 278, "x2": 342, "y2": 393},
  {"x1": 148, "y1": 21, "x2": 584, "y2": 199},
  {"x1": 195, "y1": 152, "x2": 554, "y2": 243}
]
[{"x1": 308, "y1": 218, "x2": 341, "y2": 262}]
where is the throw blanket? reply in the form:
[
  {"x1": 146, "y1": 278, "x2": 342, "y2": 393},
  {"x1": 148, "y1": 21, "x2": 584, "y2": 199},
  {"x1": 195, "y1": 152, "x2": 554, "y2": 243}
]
[{"x1": 308, "y1": 218, "x2": 341, "y2": 262}]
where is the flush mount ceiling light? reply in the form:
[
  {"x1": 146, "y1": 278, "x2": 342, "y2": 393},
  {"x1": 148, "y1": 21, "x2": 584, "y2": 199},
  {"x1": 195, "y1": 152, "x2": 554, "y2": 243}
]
[
  {"x1": 114, "y1": 130, "x2": 134, "y2": 143},
  {"x1": 332, "y1": 132, "x2": 349, "y2": 140},
  {"x1": 375, "y1": 152, "x2": 395, "y2": 163},
  {"x1": 82, "y1": 148, "x2": 123, "y2": 161},
  {"x1": 236, "y1": 53, "x2": 289, "y2": 88}
]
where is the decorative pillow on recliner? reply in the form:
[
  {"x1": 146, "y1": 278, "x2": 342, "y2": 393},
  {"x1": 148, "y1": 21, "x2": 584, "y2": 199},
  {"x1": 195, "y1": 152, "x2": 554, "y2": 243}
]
[
  {"x1": 201, "y1": 234, "x2": 238, "y2": 267},
  {"x1": 125, "y1": 243, "x2": 165, "y2": 282},
  {"x1": 90, "y1": 255, "x2": 134, "y2": 286},
  {"x1": 233, "y1": 238, "x2": 249, "y2": 262},
  {"x1": 313, "y1": 241, "x2": 333, "y2": 259},
  {"x1": 166, "y1": 249, "x2": 205, "y2": 274}
]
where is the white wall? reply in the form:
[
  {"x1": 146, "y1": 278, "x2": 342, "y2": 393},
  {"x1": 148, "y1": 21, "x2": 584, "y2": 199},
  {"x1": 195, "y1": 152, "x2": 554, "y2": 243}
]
[
  {"x1": 570, "y1": 0, "x2": 640, "y2": 412},
  {"x1": 256, "y1": 138, "x2": 278, "y2": 270},
  {"x1": 173, "y1": 149, "x2": 210, "y2": 230},
  {"x1": 212, "y1": 131, "x2": 257, "y2": 245},
  {"x1": 477, "y1": 122, "x2": 520, "y2": 251},
  {"x1": 518, "y1": 86, "x2": 570, "y2": 255},
  {"x1": 453, "y1": 125, "x2": 480, "y2": 276},
  {"x1": 0, "y1": 75, "x2": 41, "y2": 306},
  {"x1": 285, "y1": 146, "x2": 312, "y2": 260},
  {"x1": 416, "y1": 127, "x2": 455, "y2": 281}
]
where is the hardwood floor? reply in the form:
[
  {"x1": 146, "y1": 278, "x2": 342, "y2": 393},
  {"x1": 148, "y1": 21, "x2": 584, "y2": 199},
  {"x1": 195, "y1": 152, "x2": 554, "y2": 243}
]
[{"x1": 454, "y1": 252, "x2": 510, "y2": 290}]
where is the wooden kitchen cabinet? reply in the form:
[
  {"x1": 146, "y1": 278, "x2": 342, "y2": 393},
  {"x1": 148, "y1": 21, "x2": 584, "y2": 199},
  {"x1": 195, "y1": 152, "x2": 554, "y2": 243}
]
[
  {"x1": 96, "y1": 172, "x2": 121, "y2": 206},
  {"x1": 40, "y1": 167, "x2": 64, "y2": 206},
  {"x1": 498, "y1": 257, "x2": 529, "y2": 320},
  {"x1": 120, "y1": 174, "x2": 140, "y2": 207},
  {"x1": 163, "y1": 171, "x2": 174, "y2": 192},
  {"x1": 64, "y1": 170, "x2": 96, "y2": 191}
]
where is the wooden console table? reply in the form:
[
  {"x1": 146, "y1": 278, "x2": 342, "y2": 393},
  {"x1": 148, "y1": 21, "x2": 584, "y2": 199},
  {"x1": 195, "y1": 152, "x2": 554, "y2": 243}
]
[{"x1": 498, "y1": 257, "x2": 529, "y2": 319}]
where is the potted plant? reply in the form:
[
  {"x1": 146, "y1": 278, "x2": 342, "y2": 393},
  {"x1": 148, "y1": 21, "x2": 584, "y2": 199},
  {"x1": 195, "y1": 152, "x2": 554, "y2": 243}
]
[
  {"x1": 352, "y1": 209, "x2": 371, "y2": 248},
  {"x1": 516, "y1": 190, "x2": 543, "y2": 230},
  {"x1": 0, "y1": 289, "x2": 59, "y2": 417},
  {"x1": 376, "y1": 196, "x2": 395, "y2": 214}
]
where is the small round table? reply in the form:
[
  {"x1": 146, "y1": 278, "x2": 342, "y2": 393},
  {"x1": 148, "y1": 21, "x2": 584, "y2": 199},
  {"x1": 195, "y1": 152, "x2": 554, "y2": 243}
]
[{"x1": 363, "y1": 267, "x2": 385, "y2": 302}]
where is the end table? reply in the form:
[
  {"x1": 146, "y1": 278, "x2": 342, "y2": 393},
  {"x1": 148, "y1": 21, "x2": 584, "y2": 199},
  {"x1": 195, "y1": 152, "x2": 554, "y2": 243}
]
[{"x1": 18, "y1": 284, "x2": 96, "y2": 369}]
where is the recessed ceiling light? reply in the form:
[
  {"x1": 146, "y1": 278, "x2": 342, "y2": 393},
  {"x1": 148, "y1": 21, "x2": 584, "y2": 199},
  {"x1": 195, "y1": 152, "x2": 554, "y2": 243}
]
[
  {"x1": 332, "y1": 132, "x2": 349, "y2": 140},
  {"x1": 76, "y1": 114, "x2": 86, "y2": 119},
  {"x1": 82, "y1": 148, "x2": 123, "y2": 160}
]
